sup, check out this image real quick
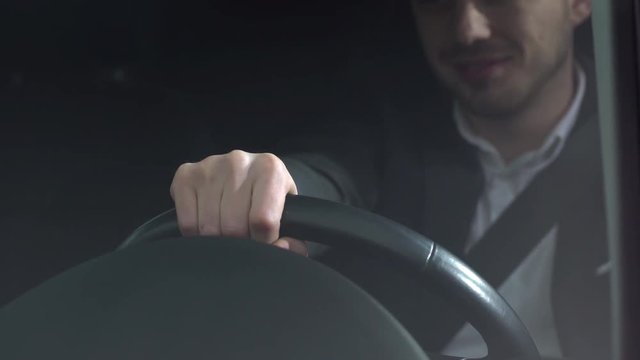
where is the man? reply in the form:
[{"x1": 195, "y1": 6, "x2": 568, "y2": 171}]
[{"x1": 170, "y1": 0, "x2": 609, "y2": 358}]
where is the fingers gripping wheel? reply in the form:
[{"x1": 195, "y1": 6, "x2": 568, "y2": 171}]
[{"x1": 119, "y1": 195, "x2": 540, "y2": 360}]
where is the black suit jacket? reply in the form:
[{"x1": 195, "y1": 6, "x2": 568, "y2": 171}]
[{"x1": 280, "y1": 58, "x2": 610, "y2": 359}]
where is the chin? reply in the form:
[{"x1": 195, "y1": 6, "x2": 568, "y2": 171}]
[
  {"x1": 453, "y1": 81, "x2": 528, "y2": 117},
  {"x1": 462, "y1": 96, "x2": 527, "y2": 119},
  {"x1": 454, "y1": 85, "x2": 518, "y2": 114}
]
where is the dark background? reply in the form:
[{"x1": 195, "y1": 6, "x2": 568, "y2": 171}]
[
  {"x1": 0, "y1": 0, "x2": 594, "y2": 306},
  {"x1": 0, "y1": 0, "x2": 417, "y2": 306}
]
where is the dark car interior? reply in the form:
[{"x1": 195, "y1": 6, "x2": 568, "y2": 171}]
[
  {"x1": 0, "y1": 0, "x2": 598, "y2": 307},
  {"x1": 2, "y1": 0, "x2": 378, "y2": 306},
  {"x1": 1, "y1": 0, "x2": 639, "y2": 359}
]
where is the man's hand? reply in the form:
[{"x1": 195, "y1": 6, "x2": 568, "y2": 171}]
[{"x1": 170, "y1": 150, "x2": 307, "y2": 256}]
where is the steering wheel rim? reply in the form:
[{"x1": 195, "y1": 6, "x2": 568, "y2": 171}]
[{"x1": 120, "y1": 195, "x2": 540, "y2": 360}]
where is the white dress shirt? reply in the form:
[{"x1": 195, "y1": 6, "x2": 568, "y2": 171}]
[{"x1": 442, "y1": 65, "x2": 587, "y2": 358}]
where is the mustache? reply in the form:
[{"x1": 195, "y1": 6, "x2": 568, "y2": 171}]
[{"x1": 441, "y1": 41, "x2": 519, "y2": 62}]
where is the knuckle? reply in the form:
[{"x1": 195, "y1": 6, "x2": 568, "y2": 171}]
[
  {"x1": 173, "y1": 162, "x2": 204, "y2": 183},
  {"x1": 226, "y1": 149, "x2": 249, "y2": 161},
  {"x1": 249, "y1": 211, "x2": 280, "y2": 234},
  {"x1": 171, "y1": 163, "x2": 196, "y2": 196},
  {"x1": 201, "y1": 153, "x2": 223, "y2": 166},
  {"x1": 174, "y1": 162, "x2": 195, "y2": 178},
  {"x1": 257, "y1": 153, "x2": 282, "y2": 170},
  {"x1": 253, "y1": 153, "x2": 287, "y2": 178},
  {"x1": 178, "y1": 155, "x2": 226, "y2": 185},
  {"x1": 223, "y1": 150, "x2": 252, "y2": 171}
]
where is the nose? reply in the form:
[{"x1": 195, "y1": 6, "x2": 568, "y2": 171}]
[{"x1": 454, "y1": 0, "x2": 491, "y2": 45}]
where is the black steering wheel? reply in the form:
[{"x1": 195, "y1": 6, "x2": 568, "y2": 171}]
[{"x1": 0, "y1": 195, "x2": 539, "y2": 360}]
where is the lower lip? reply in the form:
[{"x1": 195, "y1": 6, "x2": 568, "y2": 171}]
[{"x1": 454, "y1": 58, "x2": 512, "y2": 83}]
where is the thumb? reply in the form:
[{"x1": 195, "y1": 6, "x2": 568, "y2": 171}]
[{"x1": 272, "y1": 237, "x2": 308, "y2": 257}]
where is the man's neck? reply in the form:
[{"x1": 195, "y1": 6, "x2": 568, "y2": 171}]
[{"x1": 464, "y1": 57, "x2": 577, "y2": 165}]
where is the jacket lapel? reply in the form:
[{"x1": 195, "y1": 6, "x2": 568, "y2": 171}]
[
  {"x1": 420, "y1": 106, "x2": 484, "y2": 257},
  {"x1": 381, "y1": 92, "x2": 485, "y2": 257},
  {"x1": 422, "y1": 152, "x2": 483, "y2": 256}
]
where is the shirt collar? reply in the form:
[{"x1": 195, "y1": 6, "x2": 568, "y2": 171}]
[{"x1": 454, "y1": 62, "x2": 587, "y2": 174}]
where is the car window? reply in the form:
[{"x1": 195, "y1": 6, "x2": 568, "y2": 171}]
[{"x1": 591, "y1": 1, "x2": 640, "y2": 359}]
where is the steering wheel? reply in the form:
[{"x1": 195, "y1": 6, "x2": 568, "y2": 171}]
[{"x1": 0, "y1": 195, "x2": 539, "y2": 360}]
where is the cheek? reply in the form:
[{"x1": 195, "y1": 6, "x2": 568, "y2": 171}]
[{"x1": 512, "y1": 3, "x2": 568, "y2": 60}]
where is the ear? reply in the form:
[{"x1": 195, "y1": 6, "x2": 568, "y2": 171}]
[{"x1": 569, "y1": 0, "x2": 592, "y2": 27}]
